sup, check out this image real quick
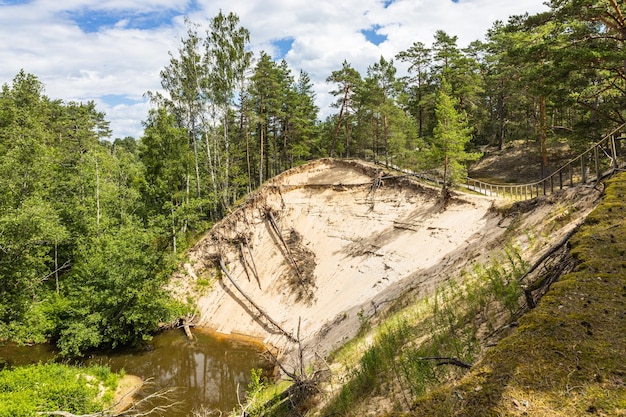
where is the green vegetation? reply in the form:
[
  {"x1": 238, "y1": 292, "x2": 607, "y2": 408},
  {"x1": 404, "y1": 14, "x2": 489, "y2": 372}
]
[
  {"x1": 0, "y1": 71, "x2": 183, "y2": 356},
  {"x1": 0, "y1": 363, "x2": 120, "y2": 417},
  {"x1": 430, "y1": 78, "x2": 480, "y2": 188},
  {"x1": 234, "y1": 368, "x2": 294, "y2": 417},
  {"x1": 237, "y1": 245, "x2": 528, "y2": 417}
]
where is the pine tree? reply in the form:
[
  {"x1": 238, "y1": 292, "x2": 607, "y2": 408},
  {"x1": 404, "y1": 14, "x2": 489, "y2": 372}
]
[
  {"x1": 431, "y1": 78, "x2": 480, "y2": 190},
  {"x1": 326, "y1": 61, "x2": 362, "y2": 158}
]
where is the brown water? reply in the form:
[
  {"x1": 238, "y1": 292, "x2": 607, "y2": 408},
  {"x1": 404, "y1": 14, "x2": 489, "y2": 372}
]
[{"x1": 0, "y1": 329, "x2": 274, "y2": 416}]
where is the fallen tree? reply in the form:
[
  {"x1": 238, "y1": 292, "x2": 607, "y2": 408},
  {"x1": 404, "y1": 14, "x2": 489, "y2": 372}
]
[{"x1": 218, "y1": 257, "x2": 297, "y2": 342}]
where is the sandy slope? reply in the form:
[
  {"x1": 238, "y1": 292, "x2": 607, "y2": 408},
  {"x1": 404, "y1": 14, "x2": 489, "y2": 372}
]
[
  {"x1": 170, "y1": 158, "x2": 601, "y2": 369},
  {"x1": 170, "y1": 159, "x2": 511, "y2": 359}
]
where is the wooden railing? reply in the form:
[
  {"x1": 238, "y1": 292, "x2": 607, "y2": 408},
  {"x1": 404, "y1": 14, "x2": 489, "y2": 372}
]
[{"x1": 466, "y1": 123, "x2": 626, "y2": 200}]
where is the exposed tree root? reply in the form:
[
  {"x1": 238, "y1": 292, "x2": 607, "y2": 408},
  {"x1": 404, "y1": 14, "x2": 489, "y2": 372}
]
[
  {"x1": 253, "y1": 319, "x2": 329, "y2": 416},
  {"x1": 266, "y1": 210, "x2": 304, "y2": 282},
  {"x1": 239, "y1": 241, "x2": 262, "y2": 290}
]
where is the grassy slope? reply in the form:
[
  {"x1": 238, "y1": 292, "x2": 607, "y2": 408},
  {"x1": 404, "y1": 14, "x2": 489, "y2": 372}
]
[{"x1": 407, "y1": 173, "x2": 626, "y2": 417}]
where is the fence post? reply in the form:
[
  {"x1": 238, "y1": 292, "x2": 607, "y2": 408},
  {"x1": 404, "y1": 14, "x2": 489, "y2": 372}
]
[
  {"x1": 611, "y1": 136, "x2": 619, "y2": 169},
  {"x1": 569, "y1": 164, "x2": 573, "y2": 186},
  {"x1": 594, "y1": 145, "x2": 600, "y2": 181}
]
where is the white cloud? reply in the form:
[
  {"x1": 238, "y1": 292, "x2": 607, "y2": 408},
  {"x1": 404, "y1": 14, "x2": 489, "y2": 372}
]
[{"x1": 0, "y1": 0, "x2": 548, "y2": 139}]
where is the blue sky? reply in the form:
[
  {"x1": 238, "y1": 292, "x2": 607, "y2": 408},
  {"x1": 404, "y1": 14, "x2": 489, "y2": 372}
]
[
  {"x1": 66, "y1": 8, "x2": 180, "y2": 33},
  {"x1": 362, "y1": 25, "x2": 388, "y2": 46},
  {"x1": 0, "y1": 0, "x2": 548, "y2": 139}
]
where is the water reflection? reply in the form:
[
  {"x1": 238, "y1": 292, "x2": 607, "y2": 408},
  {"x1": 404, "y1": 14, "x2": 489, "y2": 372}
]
[{"x1": 0, "y1": 329, "x2": 273, "y2": 416}]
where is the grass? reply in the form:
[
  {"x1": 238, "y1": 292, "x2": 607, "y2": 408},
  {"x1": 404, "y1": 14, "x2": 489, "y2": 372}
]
[{"x1": 231, "y1": 369, "x2": 295, "y2": 417}]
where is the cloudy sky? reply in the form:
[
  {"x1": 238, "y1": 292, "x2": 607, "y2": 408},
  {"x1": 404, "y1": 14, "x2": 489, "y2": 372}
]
[{"x1": 0, "y1": 0, "x2": 548, "y2": 140}]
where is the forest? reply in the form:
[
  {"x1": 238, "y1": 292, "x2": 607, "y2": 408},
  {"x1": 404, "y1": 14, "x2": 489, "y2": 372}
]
[{"x1": 1, "y1": 0, "x2": 625, "y2": 357}]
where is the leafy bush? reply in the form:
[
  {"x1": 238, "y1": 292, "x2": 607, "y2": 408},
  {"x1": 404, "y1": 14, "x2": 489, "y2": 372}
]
[{"x1": 0, "y1": 363, "x2": 119, "y2": 417}]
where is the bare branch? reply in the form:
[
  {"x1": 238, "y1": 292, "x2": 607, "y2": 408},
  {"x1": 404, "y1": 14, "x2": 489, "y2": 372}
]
[
  {"x1": 40, "y1": 260, "x2": 71, "y2": 282},
  {"x1": 119, "y1": 387, "x2": 182, "y2": 417},
  {"x1": 417, "y1": 356, "x2": 472, "y2": 369},
  {"x1": 38, "y1": 385, "x2": 182, "y2": 417}
]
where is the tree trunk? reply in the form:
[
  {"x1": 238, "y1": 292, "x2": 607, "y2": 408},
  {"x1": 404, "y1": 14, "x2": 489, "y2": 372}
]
[
  {"x1": 259, "y1": 122, "x2": 264, "y2": 185},
  {"x1": 383, "y1": 113, "x2": 389, "y2": 166},
  {"x1": 218, "y1": 258, "x2": 295, "y2": 341},
  {"x1": 223, "y1": 108, "x2": 231, "y2": 208},
  {"x1": 189, "y1": 113, "x2": 201, "y2": 199},
  {"x1": 330, "y1": 87, "x2": 349, "y2": 157},
  {"x1": 497, "y1": 89, "x2": 505, "y2": 150},
  {"x1": 95, "y1": 158, "x2": 100, "y2": 231},
  {"x1": 540, "y1": 95, "x2": 548, "y2": 178},
  {"x1": 55, "y1": 241, "x2": 59, "y2": 294}
]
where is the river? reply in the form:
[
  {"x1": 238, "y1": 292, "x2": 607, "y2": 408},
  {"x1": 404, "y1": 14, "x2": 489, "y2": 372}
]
[{"x1": 0, "y1": 329, "x2": 275, "y2": 416}]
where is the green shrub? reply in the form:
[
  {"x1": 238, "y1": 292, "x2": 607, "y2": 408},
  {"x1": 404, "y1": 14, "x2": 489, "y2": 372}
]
[{"x1": 0, "y1": 363, "x2": 119, "y2": 417}]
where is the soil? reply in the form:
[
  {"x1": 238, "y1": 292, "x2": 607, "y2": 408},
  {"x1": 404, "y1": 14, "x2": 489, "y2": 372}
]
[
  {"x1": 170, "y1": 153, "x2": 600, "y2": 366},
  {"x1": 470, "y1": 139, "x2": 576, "y2": 183},
  {"x1": 111, "y1": 375, "x2": 143, "y2": 414}
]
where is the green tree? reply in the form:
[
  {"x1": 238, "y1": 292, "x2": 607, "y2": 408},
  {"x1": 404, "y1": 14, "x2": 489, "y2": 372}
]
[
  {"x1": 430, "y1": 31, "x2": 484, "y2": 138},
  {"x1": 281, "y1": 70, "x2": 319, "y2": 166},
  {"x1": 204, "y1": 11, "x2": 252, "y2": 210},
  {"x1": 480, "y1": 20, "x2": 536, "y2": 149},
  {"x1": 149, "y1": 19, "x2": 205, "y2": 205},
  {"x1": 139, "y1": 108, "x2": 192, "y2": 253},
  {"x1": 326, "y1": 60, "x2": 362, "y2": 157},
  {"x1": 0, "y1": 71, "x2": 179, "y2": 354},
  {"x1": 361, "y1": 56, "x2": 414, "y2": 165},
  {"x1": 396, "y1": 41, "x2": 433, "y2": 138},
  {"x1": 56, "y1": 219, "x2": 172, "y2": 356},
  {"x1": 0, "y1": 72, "x2": 66, "y2": 325},
  {"x1": 548, "y1": 0, "x2": 626, "y2": 135},
  {"x1": 249, "y1": 52, "x2": 282, "y2": 184},
  {"x1": 431, "y1": 79, "x2": 480, "y2": 189}
]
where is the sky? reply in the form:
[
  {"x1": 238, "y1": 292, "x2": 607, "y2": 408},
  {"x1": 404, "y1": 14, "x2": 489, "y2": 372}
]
[{"x1": 0, "y1": 0, "x2": 549, "y2": 140}]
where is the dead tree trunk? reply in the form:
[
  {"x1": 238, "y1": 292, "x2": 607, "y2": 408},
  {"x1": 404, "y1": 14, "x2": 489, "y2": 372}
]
[
  {"x1": 182, "y1": 314, "x2": 195, "y2": 340},
  {"x1": 417, "y1": 356, "x2": 472, "y2": 369},
  {"x1": 266, "y1": 211, "x2": 304, "y2": 283},
  {"x1": 240, "y1": 241, "x2": 262, "y2": 290},
  {"x1": 218, "y1": 257, "x2": 296, "y2": 342}
]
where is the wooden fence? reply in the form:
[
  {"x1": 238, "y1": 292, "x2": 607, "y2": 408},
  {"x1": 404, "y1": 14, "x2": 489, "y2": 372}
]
[{"x1": 465, "y1": 123, "x2": 626, "y2": 200}]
